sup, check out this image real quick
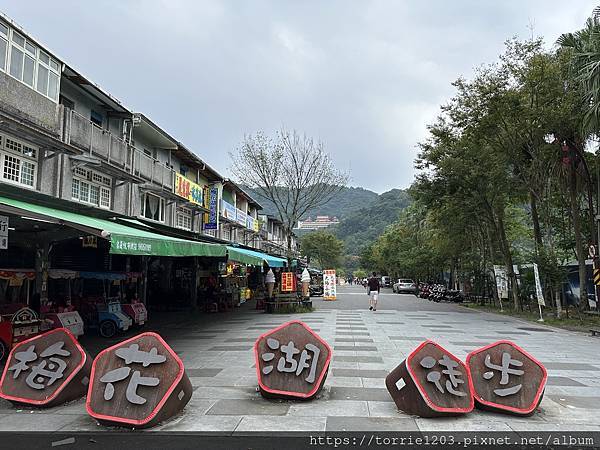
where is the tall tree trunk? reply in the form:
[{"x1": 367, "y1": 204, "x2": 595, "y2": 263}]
[
  {"x1": 286, "y1": 230, "x2": 293, "y2": 268},
  {"x1": 483, "y1": 223, "x2": 499, "y2": 307},
  {"x1": 569, "y1": 162, "x2": 588, "y2": 311},
  {"x1": 497, "y1": 207, "x2": 519, "y2": 310},
  {"x1": 481, "y1": 228, "x2": 488, "y2": 302},
  {"x1": 530, "y1": 191, "x2": 543, "y2": 252},
  {"x1": 555, "y1": 287, "x2": 563, "y2": 319}
]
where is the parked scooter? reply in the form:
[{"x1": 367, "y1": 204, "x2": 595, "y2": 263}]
[
  {"x1": 426, "y1": 284, "x2": 464, "y2": 303},
  {"x1": 428, "y1": 284, "x2": 445, "y2": 302},
  {"x1": 418, "y1": 283, "x2": 431, "y2": 299},
  {"x1": 444, "y1": 289, "x2": 464, "y2": 303}
]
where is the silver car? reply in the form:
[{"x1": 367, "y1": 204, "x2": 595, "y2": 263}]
[{"x1": 393, "y1": 279, "x2": 417, "y2": 294}]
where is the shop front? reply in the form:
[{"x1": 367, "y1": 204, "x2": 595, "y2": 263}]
[
  {"x1": 0, "y1": 195, "x2": 227, "y2": 345},
  {"x1": 225, "y1": 246, "x2": 287, "y2": 310},
  {"x1": 0, "y1": 269, "x2": 40, "y2": 359},
  {"x1": 0, "y1": 194, "x2": 296, "y2": 350}
]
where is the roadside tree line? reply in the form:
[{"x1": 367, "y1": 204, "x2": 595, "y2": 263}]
[{"x1": 363, "y1": 9, "x2": 600, "y2": 314}]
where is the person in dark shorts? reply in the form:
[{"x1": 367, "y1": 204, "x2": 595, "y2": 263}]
[{"x1": 367, "y1": 272, "x2": 380, "y2": 311}]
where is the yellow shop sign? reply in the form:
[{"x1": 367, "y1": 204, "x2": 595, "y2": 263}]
[{"x1": 174, "y1": 173, "x2": 203, "y2": 205}]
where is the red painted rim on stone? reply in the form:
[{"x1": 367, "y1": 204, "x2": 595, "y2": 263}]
[
  {"x1": 0, "y1": 327, "x2": 87, "y2": 405},
  {"x1": 86, "y1": 331, "x2": 184, "y2": 426},
  {"x1": 406, "y1": 339, "x2": 475, "y2": 414},
  {"x1": 254, "y1": 320, "x2": 332, "y2": 398},
  {"x1": 466, "y1": 340, "x2": 547, "y2": 415}
]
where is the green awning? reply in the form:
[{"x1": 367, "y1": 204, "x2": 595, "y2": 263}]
[
  {"x1": 226, "y1": 246, "x2": 287, "y2": 267},
  {"x1": 0, "y1": 196, "x2": 226, "y2": 258}
]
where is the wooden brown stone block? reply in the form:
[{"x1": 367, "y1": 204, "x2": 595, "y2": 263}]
[
  {"x1": 466, "y1": 340, "x2": 547, "y2": 416},
  {"x1": 385, "y1": 340, "x2": 474, "y2": 417},
  {"x1": 86, "y1": 332, "x2": 192, "y2": 428},
  {"x1": 0, "y1": 327, "x2": 92, "y2": 407},
  {"x1": 254, "y1": 320, "x2": 332, "y2": 400}
]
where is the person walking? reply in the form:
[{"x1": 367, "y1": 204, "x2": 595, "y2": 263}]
[{"x1": 367, "y1": 272, "x2": 380, "y2": 311}]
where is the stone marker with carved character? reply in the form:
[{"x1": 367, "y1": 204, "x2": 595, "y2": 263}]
[
  {"x1": 466, "y1": 340, "x2": 547, "y2": 416},
  {"x1": 254, "y1": 320, "x2": 332, "y2": 400},
  {"x1": 385, "y1": 340, "x2": 474, "y2": 417},
  {"x1": 86, "y1": 332, "x2": 192, "y2": 428},
  {"x1": 0, "y1": 327, "x2": 92, "y2": 407}
]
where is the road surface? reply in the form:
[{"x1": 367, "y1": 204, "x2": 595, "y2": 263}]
[{"x1": 0, "y1": 284, "x2": 598, "y2": 435}]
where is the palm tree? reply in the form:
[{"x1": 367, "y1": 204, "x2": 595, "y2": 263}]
[
  {"x1": 556, "y1": 9, "x2": 600, "y2": 311},
  {"x1": 557, "y1": 9, "x2": 600, "y2": 133}
]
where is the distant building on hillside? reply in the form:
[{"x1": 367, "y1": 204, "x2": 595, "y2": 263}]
[{"x1": 296, "y1": 215, "x2": 340, "y2": 231}]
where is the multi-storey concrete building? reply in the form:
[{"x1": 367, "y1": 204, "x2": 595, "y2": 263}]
[
  {"x1": 0, "y1": 12, "x2": 298, "y2": 321},
  {"x1": 0, "y1": 12, "x2": 297, "y2": 255},
  {"x1": 259, "y1": 214, "x2": 299, "y2": 257}
]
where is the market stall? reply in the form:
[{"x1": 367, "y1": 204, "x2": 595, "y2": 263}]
[
  {"x1": 0, "y1": 269, "x2": 35, "y2": 311},
  {"x1": 47, "y1": 269, "x2": 145, "y2": 338},
  {"x1": 0, "y1": 306, "x2": 42, "y2": 360},
  {"x1": 225, "y1": 246, "x2": 287, "y2": 311},
  {"x1": 0, "y1": 270, "x2": 41, "y2": 359},
  {"x1": 43, "y1": 269, "x2": 84, "y2": 337}
]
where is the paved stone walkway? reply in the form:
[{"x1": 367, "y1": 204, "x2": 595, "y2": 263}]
[{"x1": 0, "y1": 286, "x2": 599, "y2": 433}]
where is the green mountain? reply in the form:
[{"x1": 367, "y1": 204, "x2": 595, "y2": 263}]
[
  {"x1": 247, "y1": 186, "x2": 379, "y2": 220},
  {"x1": 331, "y1": 189, "x2": 412, "y2": 258},
  {"x1": 246, "y1": 185, "x2": 411, "y2": 268}
]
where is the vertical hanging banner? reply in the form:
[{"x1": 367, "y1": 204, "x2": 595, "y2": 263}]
[
  {"x1": 280, "y1": 272, "x2": 296, "y2": 293},
  {"x1": 323, "y1": 269, "x2": 337, "y2": 301},
  {"x1": 204, "y1": 187, "x2": 219, "y2": 230},
  {"x1": 0, "y1": 215, "x2": 8, "y2": 250},
  {"x1": 533, "y1": 263, "x2": 545, "y2": 306},
  {"x1": 513, "y1": 265, "x2": 521, "y2": 288},
  {"x1": 493, "y1": 266, "x2": 508, "y2": 299}
]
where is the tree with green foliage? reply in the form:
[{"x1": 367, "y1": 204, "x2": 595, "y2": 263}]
[
  {"x1": 361, "y1": 30, "x2": 595, "y2": 315},
  {"x1": 558, "y1": 10, "x2": 600, "y2": 311},
  {"x1": 353, "y1": 269, "x2": 367, "y2": 279},
  {"x1": 557, "y1": 8, "x2": 600, "y2": 134},
  {"x1": 300, "y1": 231, "x2": 345, "y2": 270}
]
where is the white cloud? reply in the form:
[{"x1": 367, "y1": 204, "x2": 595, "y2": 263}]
[{"x1": 0, "y1": 0, "x2": 597, "y2": 193}]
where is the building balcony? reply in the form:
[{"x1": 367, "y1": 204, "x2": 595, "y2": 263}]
[
  {"x1": 63, "y1": 107, "x2": 174, "y2": 188},
  {"x1": 132, "y1": 151, "x2": 173, "y2": 189},
  {"x1": 65, "y1": 108, "x2": 130, "y2": 168}
]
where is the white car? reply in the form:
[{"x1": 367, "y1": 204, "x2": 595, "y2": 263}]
[{"x1": 393, "y1": 279, "x2": 417, "y2": 294}]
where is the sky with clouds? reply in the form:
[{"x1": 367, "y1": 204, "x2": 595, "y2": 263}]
[{"x1": 0, "y1": 1, "x2": 597, "y2": 193}]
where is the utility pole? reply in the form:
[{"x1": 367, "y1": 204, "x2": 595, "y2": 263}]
[{"x1": 595, "y1": 147, "x2": 600, "y2": 311}]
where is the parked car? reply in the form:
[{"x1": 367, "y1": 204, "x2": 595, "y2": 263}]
[
  {"x1": 381, "y1": 276, "x2": 392, "y2": 288},
  {"x1": 393, "y1": 279, "x2": 417, "y2": 294},
  {"x1": 309, "y1": 284, "x2": 324, "y2": 297}
]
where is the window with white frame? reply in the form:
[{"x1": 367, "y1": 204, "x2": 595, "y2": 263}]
[
  {"x1": 221, "y1": 225, "x2": 231, "y2": 241},
  {"x1": 0, "y1": 133, "x2": 37, "y2": 189},
  {"x1": 0, "y1": 22, "x2": 7, "y2": 74},
  {"x1": 204, "y1": 228, "x2": 216, "y2": 237},
  {"x1": 0, "y1": 21, "x2": 60, "y2": 102},
  {"x1": 71, "y1": 166, "x2": 112, "y2": 209},
  {"x1": 142, "y1": 192, "x2": 165, "y2": 222},
  {"x1": 176, "y1": 207, "x2": 192, "y2": 231}
]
